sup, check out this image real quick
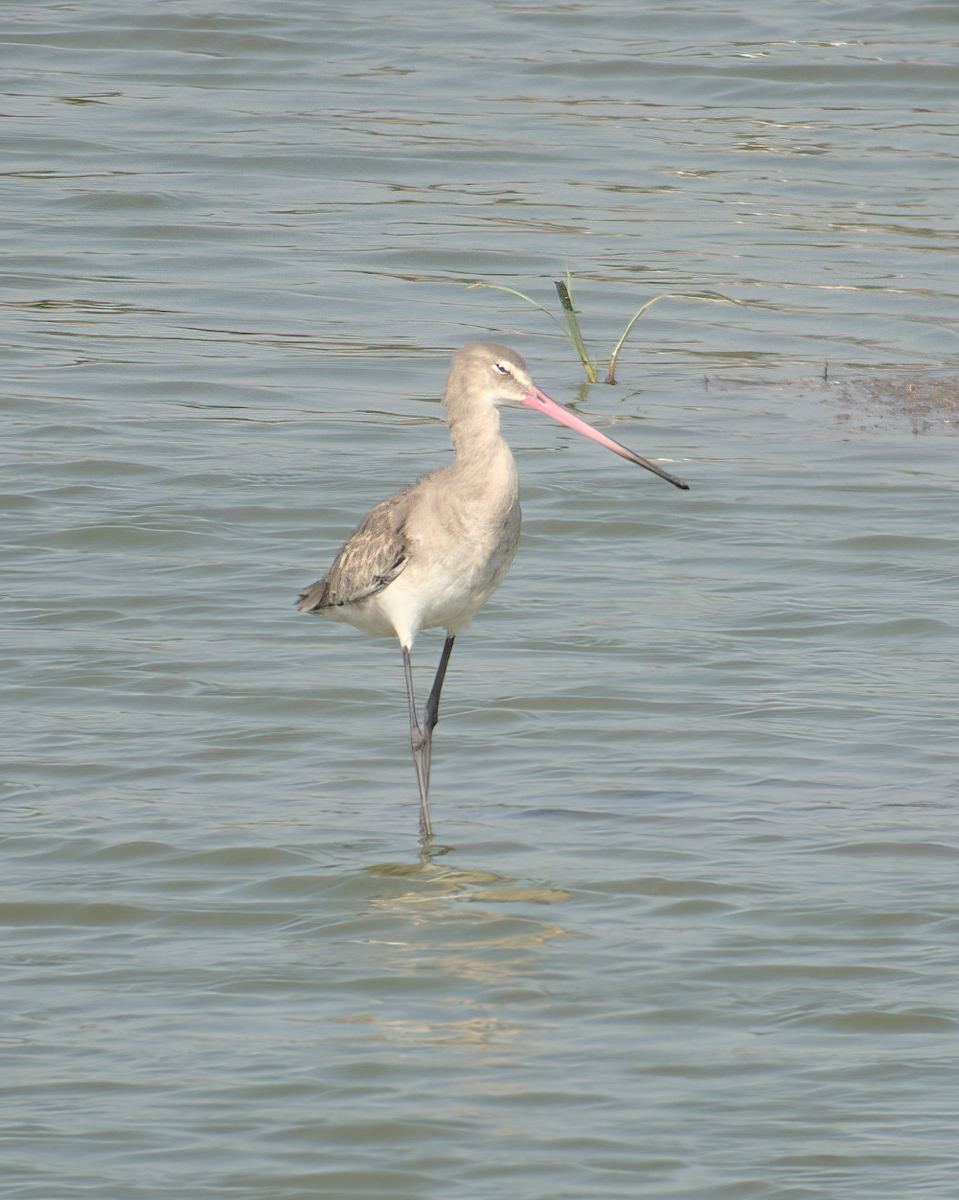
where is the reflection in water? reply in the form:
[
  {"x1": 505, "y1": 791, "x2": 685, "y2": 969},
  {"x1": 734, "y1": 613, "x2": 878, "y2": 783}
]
[{"x1": 367, "y1": 855, "x2": 570, "y2": 908}]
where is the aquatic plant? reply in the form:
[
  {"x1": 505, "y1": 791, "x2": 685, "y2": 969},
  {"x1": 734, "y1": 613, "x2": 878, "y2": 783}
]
[{"x1": 468, "y1": 273, "x2": 744, "y2": 384}]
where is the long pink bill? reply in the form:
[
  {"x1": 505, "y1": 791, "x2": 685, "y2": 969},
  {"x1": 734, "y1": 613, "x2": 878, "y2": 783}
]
[{"x1": 521, "y1": 387, "x2": 690, "y2": 491}]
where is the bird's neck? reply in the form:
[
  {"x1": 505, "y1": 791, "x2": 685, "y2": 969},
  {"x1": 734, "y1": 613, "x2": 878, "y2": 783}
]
[
  {"x1": 446, "y1": 403, "x2": 517, "y2": 497},
  {"x1": 446, "y1": 401, "x2": 506, "y2": 463}
]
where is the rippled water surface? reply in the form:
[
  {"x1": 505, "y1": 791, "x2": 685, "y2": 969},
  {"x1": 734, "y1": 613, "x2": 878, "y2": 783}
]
[{"x1": 3, "y1": 2, "x2": 959, "y2": 1197}]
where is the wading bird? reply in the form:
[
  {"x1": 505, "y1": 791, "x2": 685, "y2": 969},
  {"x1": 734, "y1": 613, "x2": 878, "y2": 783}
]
[{"x1": 297, "y1": 342, "x2": 688, "y2": 836}]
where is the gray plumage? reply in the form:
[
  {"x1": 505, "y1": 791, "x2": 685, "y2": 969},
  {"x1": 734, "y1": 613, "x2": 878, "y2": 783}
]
[{"x1": 297, "y1": 487, "x2": 414, "y2": 612}]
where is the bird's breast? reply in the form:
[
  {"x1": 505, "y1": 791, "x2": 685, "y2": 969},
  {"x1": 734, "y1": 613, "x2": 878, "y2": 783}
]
[{"x1": 379, "y1": 470, "x2": 521, "y2": 639}]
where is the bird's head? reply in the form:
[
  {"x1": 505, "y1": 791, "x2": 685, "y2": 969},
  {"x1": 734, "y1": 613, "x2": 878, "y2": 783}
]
[{"x1": 444, "y1": 341, "x2": 689, "y2": 489}]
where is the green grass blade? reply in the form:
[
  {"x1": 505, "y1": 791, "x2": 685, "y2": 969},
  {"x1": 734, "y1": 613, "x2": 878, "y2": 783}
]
[
  {"x1": 605, "y1": 290, "x2": 748, "y2": 383},
  {"x1": 466, "y1": 282, "x2": 568, "y2": 333},
  {"x1": 554, "y1": 279, "x2": 598, "y2": 382},
  {"x1": 605, "y1": 294, "x2": 671, "y2": 384}
]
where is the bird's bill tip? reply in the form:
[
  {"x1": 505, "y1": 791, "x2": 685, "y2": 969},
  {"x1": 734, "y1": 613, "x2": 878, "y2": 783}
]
[{"x1": 520, "y1": 386, "x2": 689, "y2": 490}]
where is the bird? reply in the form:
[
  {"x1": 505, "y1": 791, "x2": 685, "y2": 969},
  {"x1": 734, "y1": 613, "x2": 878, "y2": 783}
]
[{"x1": 296, "y1": 341, "x2": 688, "y2": 837}]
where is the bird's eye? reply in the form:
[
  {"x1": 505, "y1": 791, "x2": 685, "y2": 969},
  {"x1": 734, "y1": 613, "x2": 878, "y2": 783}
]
[{"x1": 493, "y1": 362, "x2": 510, "y2": 375}]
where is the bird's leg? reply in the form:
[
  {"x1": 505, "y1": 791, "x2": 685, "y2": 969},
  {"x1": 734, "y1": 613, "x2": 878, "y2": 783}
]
[
  {"x1": 401, "y1": 636, "x2": 455, "y2": 838},
  {"x1": 402, "y1": 645, "x2": 432, "y2": 838},
  {"x1": 422, "y1": 634, "x2": 456, "y2": 779}
]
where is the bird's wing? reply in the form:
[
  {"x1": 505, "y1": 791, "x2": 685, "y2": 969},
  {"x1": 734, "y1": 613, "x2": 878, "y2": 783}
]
[{"x1": 296, "y1": 487, "x2": 416, "y2": 612}]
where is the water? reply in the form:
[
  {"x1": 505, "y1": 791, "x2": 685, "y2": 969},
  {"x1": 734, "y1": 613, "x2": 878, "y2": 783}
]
[{"x1": 3, "y1": 2, "x2": 959, "y2": 1197}]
